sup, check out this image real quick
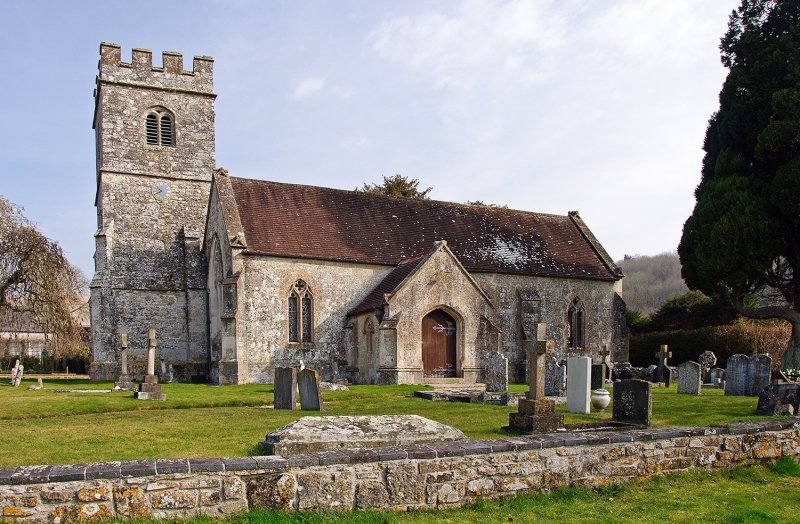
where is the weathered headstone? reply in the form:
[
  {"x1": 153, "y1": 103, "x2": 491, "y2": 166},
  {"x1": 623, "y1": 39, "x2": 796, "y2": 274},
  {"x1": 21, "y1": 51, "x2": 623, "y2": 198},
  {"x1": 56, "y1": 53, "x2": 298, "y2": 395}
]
[
  {"x1": 677, "y1": 361, "x2": 702, "y2": 395},
  {"x1": 613, "y1": 379, "x2": 652, "y2": 425},
  {"x1": 591, "y1": 364, "x2": 605, "y2": 390},
  {"x1": 545, "y1": 355, "x2": 566, "y2": 396},
  {"x1": 113, "y1": 334, "x2": 135, "y2": 391},
  {"x1": 485, "y1": 353, "x2": 508, "y2": 392},
  {"x1": 709, "y1": 367, "x2": 725, "y2": 386},
  {"x1": 566, "y1": 356, "x2": 592, "y2": 414},
  {"x1": 725, "y1": 354, "x2": 772, "y2": 396},
  {"x1": 274, "y1": 367, "x2": 297, "y2": 410},
  {"x1": 135, "y1": 329, "x2": 166, "y2": 401},
  {"x1": 755, "y1": 382, "x2": 800, "y2": 415},
  {"x1": 653, "y1": 345, "x2": 672, "y2": 386},
  {"x1": 11, "y1": 359, "x2": 23, "y2": 387},
  {"x1": 698, "y1": 351, "x2": 717, "y2": 383},
  {"x1": 506, "y1": 323, "x2": 564, "y2": 433},
  {"x1": 298, "y1": 368, "x2": 323, "y2": 410}
]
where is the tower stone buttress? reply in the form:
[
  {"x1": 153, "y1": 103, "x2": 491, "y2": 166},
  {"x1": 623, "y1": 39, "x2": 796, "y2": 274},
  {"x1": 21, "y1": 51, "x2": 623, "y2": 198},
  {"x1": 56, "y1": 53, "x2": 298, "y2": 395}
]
[{"x1": 89, "y1": 43, "x2": 215, "y2": 382}]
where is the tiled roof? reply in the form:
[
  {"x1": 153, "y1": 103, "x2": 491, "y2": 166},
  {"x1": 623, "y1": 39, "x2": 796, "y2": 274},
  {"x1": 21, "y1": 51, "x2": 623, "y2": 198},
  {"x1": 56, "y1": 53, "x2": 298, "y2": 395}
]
[
  {"x1": 347, "y1": 252, "x2": 428, "y2": 316},
  {"x1": 229, "y1": 177, "x2": 620, "y2": 281}
]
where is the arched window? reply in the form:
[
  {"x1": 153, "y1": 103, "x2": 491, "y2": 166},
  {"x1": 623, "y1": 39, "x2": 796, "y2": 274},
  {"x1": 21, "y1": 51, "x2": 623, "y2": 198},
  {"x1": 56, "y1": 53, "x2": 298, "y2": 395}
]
[
  {"x1": 288, "y1": 280, "x2": 313, "y2": 343},
  {"x1": 567, "y1": 297, "x2": 585, "y2": 349},
  {"x1": 363, "y1": 317, "x2": 375, "y2": 355},
  {"x1": 145, "y1": 108, "x2": 175, "y2": 147}
]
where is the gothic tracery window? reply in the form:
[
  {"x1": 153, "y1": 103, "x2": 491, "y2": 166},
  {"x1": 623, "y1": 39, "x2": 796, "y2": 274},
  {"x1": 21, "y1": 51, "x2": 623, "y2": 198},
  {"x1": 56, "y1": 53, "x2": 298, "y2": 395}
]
[
  {"x1": 567, "y1": 297, "x2": 585, "y2": 350},
  {"x1": 288, "y1": 280, "x2": 313, "y2": 343},
  {"x1": 145, "y1": 108, "x2": 175, "y2": 147},
  {"x1": 364, "y1": 317, "x2": 375, "y2": 355}
]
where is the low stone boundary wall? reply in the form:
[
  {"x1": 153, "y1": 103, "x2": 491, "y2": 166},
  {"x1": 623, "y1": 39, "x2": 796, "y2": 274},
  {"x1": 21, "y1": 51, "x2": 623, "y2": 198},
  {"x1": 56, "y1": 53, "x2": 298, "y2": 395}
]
[{"x1": 2, "y1": 418, "x2": 799, "y2": 521}]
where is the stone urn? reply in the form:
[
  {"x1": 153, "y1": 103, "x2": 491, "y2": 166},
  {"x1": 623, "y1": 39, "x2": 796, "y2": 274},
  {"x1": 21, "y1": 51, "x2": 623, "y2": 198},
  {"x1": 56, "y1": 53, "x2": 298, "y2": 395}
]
[{"x1": 591, "y1": 388, "x2": 611, "y2": 411}]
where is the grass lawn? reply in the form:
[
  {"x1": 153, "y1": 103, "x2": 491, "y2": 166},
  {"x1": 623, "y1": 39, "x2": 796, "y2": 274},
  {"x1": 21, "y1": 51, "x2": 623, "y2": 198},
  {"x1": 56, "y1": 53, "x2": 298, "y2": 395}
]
[
  {"x1": 123, "y1": 458, "x2": 800, "y2": 524},
  {"x1": 0, "y1": 377, "x2": 771, "y2": 467}
]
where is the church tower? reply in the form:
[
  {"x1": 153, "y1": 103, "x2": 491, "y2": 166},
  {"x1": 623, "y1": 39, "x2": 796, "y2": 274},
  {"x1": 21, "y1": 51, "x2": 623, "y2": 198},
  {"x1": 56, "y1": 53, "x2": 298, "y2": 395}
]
[{"x1": 89, "y1": 43, "x2": 215, "y2": 381}]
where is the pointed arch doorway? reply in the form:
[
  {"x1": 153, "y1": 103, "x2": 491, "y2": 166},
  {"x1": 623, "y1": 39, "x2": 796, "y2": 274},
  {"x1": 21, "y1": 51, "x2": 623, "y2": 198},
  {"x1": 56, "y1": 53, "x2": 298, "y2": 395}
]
[{"x1": 422, "y1": 309, "x2": 457, "y2": 377}]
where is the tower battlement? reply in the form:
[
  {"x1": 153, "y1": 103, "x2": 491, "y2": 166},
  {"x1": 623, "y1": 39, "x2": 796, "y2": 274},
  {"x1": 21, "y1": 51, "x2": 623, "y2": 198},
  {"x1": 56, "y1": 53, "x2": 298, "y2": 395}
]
[{"x1": 98, "y1": 42, "x2": 214, "y2": 93}]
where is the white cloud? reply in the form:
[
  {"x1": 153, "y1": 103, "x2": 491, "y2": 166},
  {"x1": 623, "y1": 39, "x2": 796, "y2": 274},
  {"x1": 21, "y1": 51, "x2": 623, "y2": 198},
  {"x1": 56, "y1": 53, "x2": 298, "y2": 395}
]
[
  {"x1": 330, "y1": 86, "x2": 354, "y2": 99},
  {"x1": 289, "y1": 77, "x2": 326, "y2": 100}
]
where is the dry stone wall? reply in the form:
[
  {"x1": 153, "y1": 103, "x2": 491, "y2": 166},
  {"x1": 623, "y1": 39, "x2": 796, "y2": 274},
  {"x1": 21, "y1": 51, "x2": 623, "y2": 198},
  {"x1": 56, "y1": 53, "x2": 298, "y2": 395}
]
[{"x1": 1, "y1": 419, "x2": 798, "y2": 521}]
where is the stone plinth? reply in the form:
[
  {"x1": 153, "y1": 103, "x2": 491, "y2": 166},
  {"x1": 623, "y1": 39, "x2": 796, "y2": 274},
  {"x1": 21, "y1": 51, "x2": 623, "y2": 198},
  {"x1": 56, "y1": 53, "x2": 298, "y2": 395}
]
[
  {"x1": 262, "y1": 415, "x2": 467, "y2": 455},
  {"x1": 566, "y1": 356, "x2": 591, "y2": 414},
  {"x1": 113, "y1": 375, "x2": 135, "y2": 391},
  {"x1": 677, "y1": 361, "x2": 702, "y2": 395},
  {"x1": 484, "y1": 353, "x2": 508, "y2": 392},
  {"x1": 135, "y1": 375, "x2": 166, "y2": 401},
  {"x1": 613, "y1": 379, "x2": 651, "y2": 426}
]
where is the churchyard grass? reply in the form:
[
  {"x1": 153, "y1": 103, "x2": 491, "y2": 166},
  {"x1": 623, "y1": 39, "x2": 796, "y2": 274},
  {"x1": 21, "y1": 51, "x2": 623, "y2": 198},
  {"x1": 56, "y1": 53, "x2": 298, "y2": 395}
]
[
  {"x1": 0, "y1": 377, "x2": 775, "y2": 466},
  {"x1": 120, "y1": 458, "x2": 800, "y2": 524}
]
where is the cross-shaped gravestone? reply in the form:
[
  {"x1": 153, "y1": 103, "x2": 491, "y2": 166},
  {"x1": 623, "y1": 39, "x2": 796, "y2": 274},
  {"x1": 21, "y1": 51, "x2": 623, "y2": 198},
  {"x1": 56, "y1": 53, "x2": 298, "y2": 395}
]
[
  {"x1": 523, "y1": 323, "x2": 555, "y2": 400},
  {"x1": 699, "y1": 351, "x2": 717, "y2": 383},
  {"x1": 653, "y1": 344, "x2": 673, "y2": 386},
  {"x1": 656, "y1": 345, "x2": 672, "y2": 367}
]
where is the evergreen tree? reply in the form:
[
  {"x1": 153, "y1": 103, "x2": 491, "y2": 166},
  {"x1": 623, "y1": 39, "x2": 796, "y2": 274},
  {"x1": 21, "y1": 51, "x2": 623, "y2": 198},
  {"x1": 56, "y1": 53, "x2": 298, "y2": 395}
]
[
  {"x1": 356, "y1": 175, "x2": 432, "y2": 200},
  {"x1": 678, "y1": 0, "x2": 800, "y2": 370}
]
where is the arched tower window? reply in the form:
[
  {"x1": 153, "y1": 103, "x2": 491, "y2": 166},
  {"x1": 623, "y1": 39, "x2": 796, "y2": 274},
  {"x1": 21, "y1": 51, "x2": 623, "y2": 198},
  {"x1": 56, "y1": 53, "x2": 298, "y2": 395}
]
[
  {"x1": 145, "y1": 108, "x2": 175, "y2": 147},
  {"x1": 567, "y1": 297, "x2": 585, "y2": 350},
  {"x1": 288, "y1": 280, "x2": 313, "y2": 343}
]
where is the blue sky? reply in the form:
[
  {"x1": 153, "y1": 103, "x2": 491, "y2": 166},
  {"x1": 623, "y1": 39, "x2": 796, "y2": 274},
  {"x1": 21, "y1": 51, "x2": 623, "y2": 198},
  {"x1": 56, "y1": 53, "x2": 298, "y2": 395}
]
[{"x1": 0, "y1": 0, "x2": 739, "y2": 278}]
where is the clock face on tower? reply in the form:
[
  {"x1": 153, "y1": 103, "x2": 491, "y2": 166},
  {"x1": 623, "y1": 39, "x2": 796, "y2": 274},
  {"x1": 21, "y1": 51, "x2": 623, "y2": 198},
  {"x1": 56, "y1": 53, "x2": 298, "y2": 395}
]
[{"x1": 151, "y1": 181, "x2": 171, "y2": 202}]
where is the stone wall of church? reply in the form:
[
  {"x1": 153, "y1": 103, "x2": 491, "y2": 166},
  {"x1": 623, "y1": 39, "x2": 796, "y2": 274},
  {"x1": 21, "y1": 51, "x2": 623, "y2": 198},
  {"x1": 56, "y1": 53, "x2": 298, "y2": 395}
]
[
  {"x1": 236, "y1": 256, "x2": 395, "y2": 383},
  {"x1": 472, "y1": 273, "x2": 621, "y2": 383}
]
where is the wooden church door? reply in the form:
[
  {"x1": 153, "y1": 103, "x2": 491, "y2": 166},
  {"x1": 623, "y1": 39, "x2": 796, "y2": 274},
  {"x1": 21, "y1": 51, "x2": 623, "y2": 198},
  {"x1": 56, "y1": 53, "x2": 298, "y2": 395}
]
[{"x1": 422, "y1": 310, "x2": 457, "y2": 377}]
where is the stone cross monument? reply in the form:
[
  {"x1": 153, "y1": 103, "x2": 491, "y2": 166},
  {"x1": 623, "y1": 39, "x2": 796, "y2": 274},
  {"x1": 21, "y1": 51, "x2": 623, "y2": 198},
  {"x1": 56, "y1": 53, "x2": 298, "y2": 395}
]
[
  {"x1": 135, "y1": 329, "x2": 166, "y2": 401},
  {"x1": 699, "y1": 351, "x2": 717, "y2": 383},
  {"x1": 504, "y1": 323, "x2": 564, "y2": 433},
  {"x1": 653, "y1": 344, "x2": 673, "y2": 386},
  {"x1": 113, "y1": 334, "x2": 135, "y2": 391}
]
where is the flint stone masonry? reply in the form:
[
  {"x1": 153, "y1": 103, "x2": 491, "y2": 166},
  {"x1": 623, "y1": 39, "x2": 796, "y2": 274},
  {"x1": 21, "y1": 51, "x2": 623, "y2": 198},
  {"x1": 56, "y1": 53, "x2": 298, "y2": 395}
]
[
  {"x1": 484, "y1": 354, "x2": 508, "y2": 392},
  {"x1": 262, "y1": 415, "x2": 468, "y2": 455},
  {"x1": 725, "y1": 354, "x2": 772, "y2": 397},
  {"x1": 1, "y1": 419, "x2": 799, "y2": 521}
]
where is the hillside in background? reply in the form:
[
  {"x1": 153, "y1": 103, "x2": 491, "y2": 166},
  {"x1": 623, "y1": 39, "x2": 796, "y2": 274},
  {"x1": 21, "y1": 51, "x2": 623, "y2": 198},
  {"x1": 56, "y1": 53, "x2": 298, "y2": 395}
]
[{"x1": 618, "y1": 251, "x2": 688, "y2": 314}]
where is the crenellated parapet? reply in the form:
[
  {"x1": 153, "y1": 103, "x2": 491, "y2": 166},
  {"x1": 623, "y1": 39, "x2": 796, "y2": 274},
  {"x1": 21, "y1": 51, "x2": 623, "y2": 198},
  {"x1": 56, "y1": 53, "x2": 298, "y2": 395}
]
[{"x1": 97, "y1": 42, "x2": 214, "y2": 94}]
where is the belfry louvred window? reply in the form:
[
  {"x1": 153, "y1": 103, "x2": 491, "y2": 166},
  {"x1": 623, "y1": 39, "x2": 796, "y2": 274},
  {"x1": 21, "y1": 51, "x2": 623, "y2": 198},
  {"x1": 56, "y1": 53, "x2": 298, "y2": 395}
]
[
  {"x1": 145, "y1": 108, "x2": 175, "y2": 146},
  {"x1": 288, "y1": 280, "x2": 313, "y2": 343}
]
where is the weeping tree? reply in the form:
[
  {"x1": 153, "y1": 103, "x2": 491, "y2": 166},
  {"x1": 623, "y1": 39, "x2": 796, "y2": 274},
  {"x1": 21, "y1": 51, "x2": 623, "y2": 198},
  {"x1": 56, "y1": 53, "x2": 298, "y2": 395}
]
[
  {"x1": 0, "y1": 196, "x2": 86, "y2": 361},
  {"x1": 679, "y1": 0, "x2": 800, "y2": 370}
]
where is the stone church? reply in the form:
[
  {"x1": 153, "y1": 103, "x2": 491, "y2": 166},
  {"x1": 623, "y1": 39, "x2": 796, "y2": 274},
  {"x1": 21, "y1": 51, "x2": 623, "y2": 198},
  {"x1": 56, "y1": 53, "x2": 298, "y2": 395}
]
[{"x1": 89, "y1": 43, "x2": 628, "y2": 385}]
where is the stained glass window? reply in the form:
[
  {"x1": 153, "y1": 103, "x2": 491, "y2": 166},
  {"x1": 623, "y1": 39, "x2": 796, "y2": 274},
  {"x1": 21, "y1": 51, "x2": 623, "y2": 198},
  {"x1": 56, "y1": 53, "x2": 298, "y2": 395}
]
[
  {"x1": 288, "y1": 295, "x2": 298, "y2": 343},
  {"x1": 301, "y1": 296, "x2": 312, "y2": 343}
]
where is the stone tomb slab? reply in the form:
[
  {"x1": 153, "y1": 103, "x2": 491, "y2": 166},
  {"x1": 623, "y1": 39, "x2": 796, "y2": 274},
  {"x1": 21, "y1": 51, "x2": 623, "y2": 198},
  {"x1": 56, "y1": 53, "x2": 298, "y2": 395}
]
[{"x1": 261, "y1": 415, "x2": 468, "y2": 455}]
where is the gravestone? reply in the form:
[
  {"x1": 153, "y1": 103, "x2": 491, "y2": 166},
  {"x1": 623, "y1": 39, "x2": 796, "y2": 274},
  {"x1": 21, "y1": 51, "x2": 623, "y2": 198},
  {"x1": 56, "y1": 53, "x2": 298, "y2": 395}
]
[
  {"x1": 485, "y1": 353, "x2": 508, "y2": 392},
  {"x1": 709, "y1": 367, "x2": 725, "y2": 386},
  {"x1": 652, "y1": 345, "x2": 672, "y2": 386},
  {"x1": 506, "y1": 323, "x2": 564, "y2": 433},
  {"x1": 755, "y1": 382, "x2": 800, "y2": 415},
  {"x1": 298, "y1": 368, "x2": 323, "y2": 410},
  {"x1": 698, "y1": 351, "x2": 717, "y2": 383},
  {"x1": 113, "y1": 334, "x2": 135, "y2": 391},
  {"x1": 677, "y1": 361, "x2": 702, "y2": 395},
  {"x1": 591, "y1": 364, "x2": 605, "y2": 390},
  {"x1": 11, "y1": 359, "x2": 23, "y2": 387},
  {"x1": 545, "y1": 355, "x2": 566, "y2": 396},
  {"x1": 566, "y1": 356, "x2": 592, "y2": 414},
  {"x1": 725, "y1": 354, "x2": 772, "y2": 396},
  {"x1": 613, "y1": 379, "x2": 652, "y2": 425},
  {"x1": 274, "y1": 367, "x2": 297, "y2": 410},
  {"x1": 135, "y1": 329, "x2": 166, "y2": 401}
]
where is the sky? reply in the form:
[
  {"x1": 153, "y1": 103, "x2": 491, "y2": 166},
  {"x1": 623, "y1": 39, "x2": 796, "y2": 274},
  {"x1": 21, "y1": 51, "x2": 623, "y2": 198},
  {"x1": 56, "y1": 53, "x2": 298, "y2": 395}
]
[{"x1": 0, "y1": 0, "x2": 740, "y2": 278}]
